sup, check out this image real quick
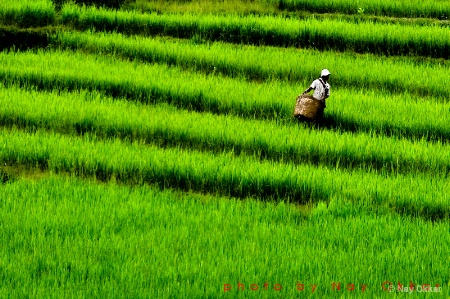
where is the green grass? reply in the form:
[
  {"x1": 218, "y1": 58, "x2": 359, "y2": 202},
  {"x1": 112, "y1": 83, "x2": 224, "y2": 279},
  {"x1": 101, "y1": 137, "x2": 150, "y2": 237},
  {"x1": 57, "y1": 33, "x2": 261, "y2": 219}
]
[
  {"x1": 128, "y1": 0, "x2": 280, "y2": 15},
  {"x1": 61, "y1": 3, "x2": 450, "y2": 58},
  {"x1": 0, "y1": 127, "x2": 449, "y2": 220},
  {"x1": 49, "y1": 30, "x2": 450, "y2": 99},
  {"x1": 273, "y1": 0, "x2": 450, "y2": 19},
  {"x1": 127, "y1": 0, "x2": 450, "y2": 21},
  {"x1": 0, "y1": 175, "x2": 448, "y2": 298},
  {"x1": 2, "y1": 85, "x2": 450, "y2": 176},
  {"x1": 1, "y1": 50, "x2": 449, "y2": 143},
  {"x1": 0, "y1": 0, "x2": 55, "y2": 27},
  {"x1": 0, "y1": 1, "x2": 449, "y2": 298}
]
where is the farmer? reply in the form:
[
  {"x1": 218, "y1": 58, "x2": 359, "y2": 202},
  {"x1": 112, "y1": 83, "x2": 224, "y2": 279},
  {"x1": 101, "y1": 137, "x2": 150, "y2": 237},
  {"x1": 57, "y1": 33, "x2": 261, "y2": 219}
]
[{"x1": 301, "y1": 69, "x2": 331, "y2": 119}]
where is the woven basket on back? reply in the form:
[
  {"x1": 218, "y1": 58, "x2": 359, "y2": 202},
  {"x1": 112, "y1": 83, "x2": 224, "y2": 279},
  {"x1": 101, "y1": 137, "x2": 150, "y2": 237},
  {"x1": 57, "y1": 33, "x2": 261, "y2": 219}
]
[{"x1": 293, "y1": 95, "x2": 325, "y2": 120}]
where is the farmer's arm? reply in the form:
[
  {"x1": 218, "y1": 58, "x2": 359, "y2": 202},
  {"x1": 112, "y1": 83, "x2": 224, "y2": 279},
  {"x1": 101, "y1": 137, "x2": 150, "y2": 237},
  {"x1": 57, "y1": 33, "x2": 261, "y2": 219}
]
[
  {"x1": 302, "y1": 86, "x2": 313, "y2": 95},
  {"x1": 302, "y1": 80, "x2": 316, "y2": 95}
]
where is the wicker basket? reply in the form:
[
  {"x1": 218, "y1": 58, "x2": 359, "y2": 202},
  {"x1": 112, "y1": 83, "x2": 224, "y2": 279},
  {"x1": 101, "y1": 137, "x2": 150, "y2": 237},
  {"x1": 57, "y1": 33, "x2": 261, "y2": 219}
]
[{"x1": 293, "y1": 95, "x2": 325, "y2": 120}]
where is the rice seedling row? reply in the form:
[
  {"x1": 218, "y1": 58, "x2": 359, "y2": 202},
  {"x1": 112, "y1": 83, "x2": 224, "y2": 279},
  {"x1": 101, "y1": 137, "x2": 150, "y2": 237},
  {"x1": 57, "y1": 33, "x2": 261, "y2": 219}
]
[
  {"x1": 0, "y1": 49, "x2": 288, "y2": 119},
  {"x1": 2, "y1": 85, "x2": 450, "y2": 176},
  {"x1": 49, "y1": 30, "x2": 450, "y2": 100},
  {"x1": 1, "y1": 50, "x2": 449, "y2": 143},
  {"x1": 139, "y1": 0, "x2": 450, "y2": 20},
  {"x1": 61, "y1": 3, "x2": 450, "y2": 58},
  {"x1": 0, "y1": 127, "x2": 448, "y2": 220},
  {"x1": 270, "y1": 0, "x2": 450, "y2": 19},
  {"x1": 1, "y1": 176, "x2": 448, "y2": 298},
  {"x1": 0, "y1": 0, "x2": 55, "y2": 27}
]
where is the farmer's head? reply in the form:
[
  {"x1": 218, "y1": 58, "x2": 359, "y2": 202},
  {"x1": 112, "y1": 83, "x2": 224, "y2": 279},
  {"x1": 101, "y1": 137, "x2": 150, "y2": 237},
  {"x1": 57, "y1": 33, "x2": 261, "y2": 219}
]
[{"x1": 321, "y1": 69, "x2": 331, "y2": 81}]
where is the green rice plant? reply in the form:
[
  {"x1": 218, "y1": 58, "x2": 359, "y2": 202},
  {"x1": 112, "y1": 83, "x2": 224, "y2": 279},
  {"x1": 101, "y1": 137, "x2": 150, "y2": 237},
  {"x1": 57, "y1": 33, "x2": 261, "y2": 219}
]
[
  {"x1": 0, "y1": 176, "x2": 448, "y2": 298},
  {"x1": 0, "y1": 49, "x2": 301, "y2": 119},
  {"x1": 53, "y1": 0, "x2": 127, "y2": 10},
  {"x1": 0, "y1": 50, "x2": 449, "y2": 143},
  {"x1": 49, "y1": 30, "x2": 450, "y2": 99},
  {"x1": 128, "y1": 0, "x2": 281, "y2": 16},
  {"x1": 133, "y1": 0, "x2": 450, "y2": 20},
  {"x1": 61, "y1": 3, "x2": 450, "y2": 58},
  {"x1": 2, "y1": 85, "x2": 450, "y2": 176},
  {"x1": 272, "y1": 0, "x2": 450, "y2": 19},
  {"x1": 0, "y1": 127, "x2": 448, "y2": 219},
  {"x1": 0, "y1": 0, "x2": 55, "y2": 27},
  {"x1": 328, "y1": 88, "x2": 450, "y2": 142},
  {"x1": 126, "y1": 0, "x2": 450, "y2": 27}
]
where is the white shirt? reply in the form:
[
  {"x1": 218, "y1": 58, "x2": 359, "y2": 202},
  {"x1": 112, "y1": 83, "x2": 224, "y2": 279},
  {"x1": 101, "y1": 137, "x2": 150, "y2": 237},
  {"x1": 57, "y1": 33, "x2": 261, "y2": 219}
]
[{"x1": 310, "y1": 78, "x2": 330, "y2": 101}]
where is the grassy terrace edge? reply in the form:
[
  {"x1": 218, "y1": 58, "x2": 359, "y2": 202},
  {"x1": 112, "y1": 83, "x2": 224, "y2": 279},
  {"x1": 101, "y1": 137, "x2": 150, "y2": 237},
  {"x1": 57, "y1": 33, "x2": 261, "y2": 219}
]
[
  {"x1": 0, "y1": 127, "x2": 448, "y2": 220},
  {"x1": 272, "y1": 0, "x2": 450, "y2": 20},
  {"x1": 2, "y1": 0, "x2": 450, "y2": 26},
  {"x1": 2, "y1": 85, "x2": 450, "y2": 177},
  {"x1": 48, "y1": 30, "x2": 450, "y2": 99},
  {"x1": 1, "y1": 50, "x2": 449, "y2": 143},
  {"x1": 60, "y1": 4, "x2": 450, "y2": 59},
  {"x1": 128, "y1": 0, "x2": 450, "y2": 20},
  {"x1": 0, "y1": 0, "x2": 55, "y2": 28},
  {"x1": 3, "y1": 28, "x2": 449, "y2": 99}
]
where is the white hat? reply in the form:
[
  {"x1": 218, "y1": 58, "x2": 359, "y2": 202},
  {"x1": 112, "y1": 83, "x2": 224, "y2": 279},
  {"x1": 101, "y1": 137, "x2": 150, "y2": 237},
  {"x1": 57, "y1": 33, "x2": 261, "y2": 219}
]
[{"x1": 321, "y1": 69, "x2": 331, "y2": 77}]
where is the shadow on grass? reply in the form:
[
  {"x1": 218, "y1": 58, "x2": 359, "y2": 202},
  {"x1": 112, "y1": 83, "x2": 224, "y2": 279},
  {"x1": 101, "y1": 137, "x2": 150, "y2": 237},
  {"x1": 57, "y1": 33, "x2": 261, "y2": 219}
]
[
  {"x1": 0, "y1": 26, "x2": 50, "y2": 52},
  {"x1": 0, "y1": 167, "x2": 16, "y2": 184},
  {"x1": 294, "y1": 112, "x2": 450, "y2": 144},
  {"x1": 0, "y1": 163, "x2": 50, "y2": 182}
]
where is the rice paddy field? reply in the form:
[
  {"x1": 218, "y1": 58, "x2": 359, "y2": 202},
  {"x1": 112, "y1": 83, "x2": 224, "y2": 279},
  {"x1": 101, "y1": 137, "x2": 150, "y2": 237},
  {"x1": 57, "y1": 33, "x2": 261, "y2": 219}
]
[{"x1": 0, "y1": 0, "x2": 449, "y2": 298}]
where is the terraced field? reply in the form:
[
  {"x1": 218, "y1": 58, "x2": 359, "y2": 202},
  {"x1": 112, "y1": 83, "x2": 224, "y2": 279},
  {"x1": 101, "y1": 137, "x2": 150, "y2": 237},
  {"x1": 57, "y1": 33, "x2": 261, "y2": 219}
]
[{"x1": 0, "y1": 0, "x2": 449, "y2": 298}]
